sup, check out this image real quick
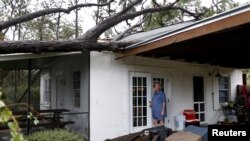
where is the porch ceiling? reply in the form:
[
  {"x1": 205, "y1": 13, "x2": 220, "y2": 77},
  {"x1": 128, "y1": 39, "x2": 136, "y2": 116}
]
[
  {"x1": 138, "y1": 23, "x2": 250, "y2": 68},
  {"x1": 0, "y1": 57, "x2": 57, "y2": 70},
  {"x1": 119, "y1": 4, "x2": 250, "y2": 69}
]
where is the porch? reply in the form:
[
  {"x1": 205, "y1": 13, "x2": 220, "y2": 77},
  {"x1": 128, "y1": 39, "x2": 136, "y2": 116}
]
[{"x1": 0, "y1": 52, "x2": 90, "y2": 140}]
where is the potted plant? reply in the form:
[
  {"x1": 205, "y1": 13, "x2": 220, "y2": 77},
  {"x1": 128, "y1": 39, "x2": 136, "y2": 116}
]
[{"x1": 228, "y1": 101, "x2": 234, "y2": 108}]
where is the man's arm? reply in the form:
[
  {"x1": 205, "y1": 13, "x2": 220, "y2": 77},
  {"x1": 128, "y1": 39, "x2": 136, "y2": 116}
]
[{"x1": 161, "y1": 101, "x2": 165, "y2": 116}]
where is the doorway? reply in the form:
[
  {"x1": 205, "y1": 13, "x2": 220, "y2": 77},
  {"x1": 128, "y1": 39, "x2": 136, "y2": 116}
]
[
  {"x1": 193, "y1": 76, "x2": 205, "y2": 122},
  {"x1": 152, "y1": 75, "x2": 171, "y2": 128},
  {"x1": 56, "y1": 72, "x2": 65, "y2": 109}
]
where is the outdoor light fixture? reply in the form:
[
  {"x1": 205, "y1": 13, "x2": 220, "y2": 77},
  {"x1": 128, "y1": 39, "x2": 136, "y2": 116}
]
[{"x1": 209, "y1": 68, "x2": 222, "y2": 78}]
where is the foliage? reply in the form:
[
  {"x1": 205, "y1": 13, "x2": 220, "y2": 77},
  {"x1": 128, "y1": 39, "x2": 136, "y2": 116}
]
[
  {"x1": 0, "y1": 89, "x2": 25, "y2": 141},
  {"x1": 25, "y1": 129, "x2": 85, "y2": 141}
]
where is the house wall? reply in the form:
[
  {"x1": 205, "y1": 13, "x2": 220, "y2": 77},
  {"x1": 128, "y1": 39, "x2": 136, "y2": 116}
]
[
  {"x1": 89, "y1": 51, "x2": 242, "y2": 141},
  {"x1": 40, "y1": 53, "x2": 89, "y2": 139}
]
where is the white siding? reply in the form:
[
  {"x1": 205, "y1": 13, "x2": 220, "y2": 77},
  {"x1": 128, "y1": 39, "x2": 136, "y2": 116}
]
[{"x1": 90, "y1": 51, "x2": 242, "y2": 141}]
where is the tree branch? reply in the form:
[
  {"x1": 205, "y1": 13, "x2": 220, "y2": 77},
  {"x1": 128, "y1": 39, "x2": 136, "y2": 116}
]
[
  {"x1": 82, "y1": 3, "x2": 200, "y2": 42},
  {"x1": 112, "y1": 16, "x2": 148, "y2": 41},
  {"x1": 0, "y1": 40, "x2": 132, "y2": 54},
  {"x1": 0, "y1": 0, "x2": 115, "y2": 31}
]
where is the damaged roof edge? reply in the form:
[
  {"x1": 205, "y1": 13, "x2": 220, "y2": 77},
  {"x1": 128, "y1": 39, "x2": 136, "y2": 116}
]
[
  {"x1": 0, "y1": 52, "x2": 82, "y2": 62},
  {"x1": 123, "y1": 3, "x2": 250, "y2": 50}
]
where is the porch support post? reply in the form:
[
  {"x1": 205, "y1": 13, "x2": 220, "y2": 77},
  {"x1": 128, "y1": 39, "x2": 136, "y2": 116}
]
[
  {"x1": 27, "y1": 59, "x2": 31, "y2": 134},
  {"x1": 243, "y1": 73, "x2": 247, "y2": 85}
]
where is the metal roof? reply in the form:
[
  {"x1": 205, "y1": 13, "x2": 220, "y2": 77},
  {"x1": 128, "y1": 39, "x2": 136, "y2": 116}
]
[
  {"x1": 119, "y1": 21, "x2": 194, "y2": 42},
  {"x1": 122, "y1": 2, "x2": 250, "y2": 50}
]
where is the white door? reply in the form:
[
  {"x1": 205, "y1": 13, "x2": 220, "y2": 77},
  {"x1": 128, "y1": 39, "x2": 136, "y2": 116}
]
[
  {"x1": 56, "y1": 72, "x2": 65, "y2": 109},
  {"x1": 193, "y1": 76, "x2": 205, "y2": 123},
  {"x1": 130, "y1": 72, "x2": 152, "y2": 132},
  {"x1": 152, "y1": 75, "x2": 171, "y2": 128}
]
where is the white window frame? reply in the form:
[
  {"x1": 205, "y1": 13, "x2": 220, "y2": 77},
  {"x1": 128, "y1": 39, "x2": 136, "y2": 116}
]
[
  {"x1": 129, "y1": 72, "x2": 151, "y2": 132},
  {"x1": 41, "y1": 74, "x2": 51, "y2": 108},
  {"x1": 218, "y1": 75, "x2": 230, "y2": 103}
]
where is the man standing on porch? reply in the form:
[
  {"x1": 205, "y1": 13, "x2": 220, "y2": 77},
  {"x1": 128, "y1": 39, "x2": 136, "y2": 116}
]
[{"x1": 150, "y1": 82, "x2": 166, "y2": 127}]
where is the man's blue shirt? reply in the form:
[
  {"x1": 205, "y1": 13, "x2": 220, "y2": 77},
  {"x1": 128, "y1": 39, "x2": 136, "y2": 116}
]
[{"x1": 152, "y1": 90, "x2": 166, "y2": 120}]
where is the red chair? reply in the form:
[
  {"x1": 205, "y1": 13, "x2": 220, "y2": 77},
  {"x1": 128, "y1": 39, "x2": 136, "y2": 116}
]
[{"x1": 183, "y1": 109, "x2": 200, "y2": 127}]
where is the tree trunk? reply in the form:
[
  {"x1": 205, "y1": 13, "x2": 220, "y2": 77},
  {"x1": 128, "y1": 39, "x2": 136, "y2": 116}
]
[{"x1": 75, "y1": 0, "x2": 79, "y2": 39}]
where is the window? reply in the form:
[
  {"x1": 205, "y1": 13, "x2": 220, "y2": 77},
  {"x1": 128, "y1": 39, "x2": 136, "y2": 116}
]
[
  {"x1": 73, "y1": 71, "x2": 81, "y2": 108},
  {"x1": 132, "y1": 77, "x2": 147, "y2": 127},
  {"x1": 219, "y1": 76, "x2": 229, "y2": 103},
  {"x1": 44, "y1": 77, "x2": 51, "y2": 105},
  {"x1": 152, "y1": 78, "x2": 164, "y2": 91}
]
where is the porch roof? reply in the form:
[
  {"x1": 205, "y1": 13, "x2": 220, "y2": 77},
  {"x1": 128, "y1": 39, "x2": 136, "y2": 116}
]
[
  {"x1": 119, "y1": 3, "x2": 250, "y2": 68},
  {"x1": 0, "y1": 52, "x2": 81, "y2": 70}
]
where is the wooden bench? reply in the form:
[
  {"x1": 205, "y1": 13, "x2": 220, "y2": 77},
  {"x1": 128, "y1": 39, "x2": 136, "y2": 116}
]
[{"x1": 0, "y1": 109, "x2": 75, "y2": 131}]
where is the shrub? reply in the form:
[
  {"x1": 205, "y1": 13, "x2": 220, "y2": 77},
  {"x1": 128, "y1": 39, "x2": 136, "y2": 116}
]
[{"x1": 25, "y1": 129, "x2": 85, "y2": 141}]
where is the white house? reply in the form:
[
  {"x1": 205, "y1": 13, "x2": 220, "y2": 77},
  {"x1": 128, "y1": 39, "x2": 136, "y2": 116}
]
[{"x1": 1, "y1": 3, "x2": 250, "y2": 141}]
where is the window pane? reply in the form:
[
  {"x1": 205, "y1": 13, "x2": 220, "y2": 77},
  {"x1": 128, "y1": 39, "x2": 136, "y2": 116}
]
[
  {"x1": 133, "y1": 118, "x2": 137, "y2": 127},
  {"x1": 218, "y1": 76, "x2": 229, "y2": 103},
  {"x1": 133, "y1": 107, "x2": 137, "y2": 116},
  {"x1": 138, "y1": 107, "x2": 142, "y2": 116},
  {"x1": 193, "y1": 77, "x2": 204, "y2": 102},
  {"x1": 133, "y1": 87, "x2": 137, "y2": 96},
  {"x1": 133, "y1": 97, "x2": 137, "y2": 106},
  {"x1": 73, "y1": 71, "x2": 81, "y2": 108},
  {"x1": 143, "y1": 107, "x2": 147, "y2": 116},
  {"x1": 220, "y1": 97, "x2": 227, "y2": 103},
  {"x1": 143, "y1": 97, "x2": 147, "y2": 106},
  {"x1": 200, "y1": 113, "x2": 205, "y2": 122},
  {"x1": 219, "y1": 91, "x2": 227, "y2": 97},
  {"x1": 194, "y1": 104, "x2": 199, "y2": 112},
  {"x1": 196, "y1": 114, "x2": 199, "y2": 119},
  {"x1": 138, "y1": 87, "x2": 142, "y2": 96},
  {"x1": 143, "y1": 87, "x2": 147, "y2": 96},
  {"x1": 133, "y1": 77, "x2": 136, "y2": 86},
  {"x1": 138, "y1": 77, "x2": 142, "y2": 86},
  {"x1": 143, "y1": 117, "x2": 147, "y2": 126},
  {"x1": 138, "y1": 117, "x2": 142, "y2": 126},
  {"x1": 138, "y1": 97, "x2": 142, "y2": 106},
  {"x1": 200, "y1": 103, "x2": 205, "y2": 112},
  {"x1": 143, "y1": 77, "x2": 146, "y2": 86}
]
